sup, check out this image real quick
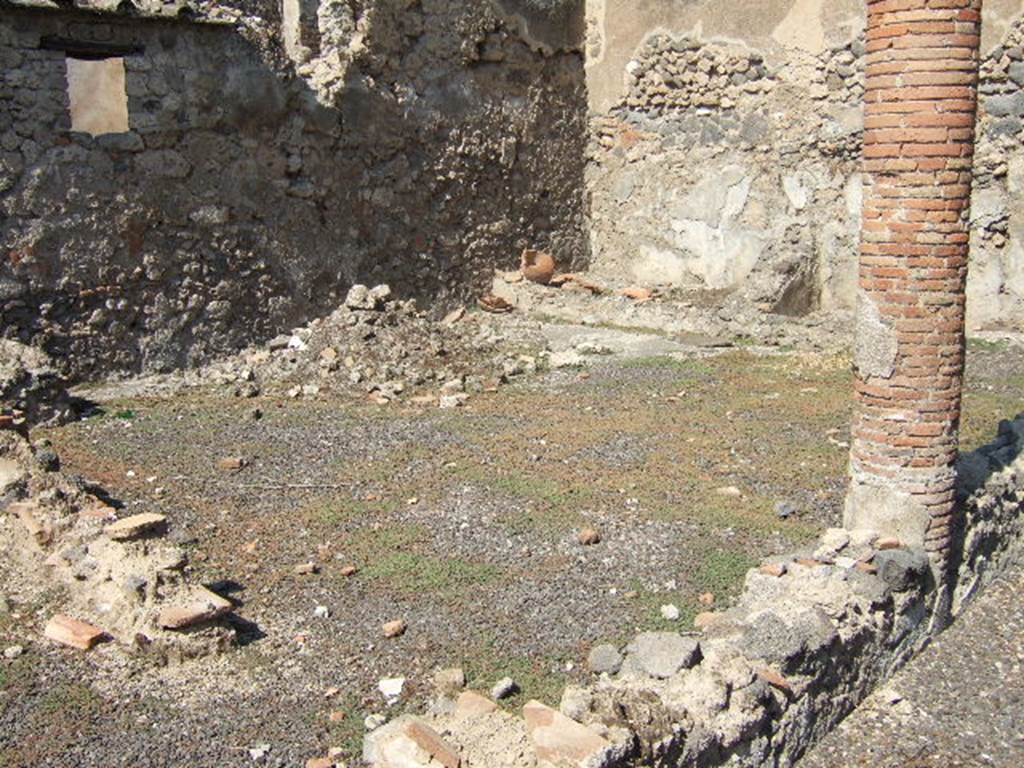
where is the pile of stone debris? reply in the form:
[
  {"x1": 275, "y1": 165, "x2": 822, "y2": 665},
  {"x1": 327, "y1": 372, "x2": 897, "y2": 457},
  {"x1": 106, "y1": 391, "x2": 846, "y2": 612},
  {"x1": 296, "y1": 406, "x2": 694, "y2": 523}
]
[
  {"x1": 184, "y1": 281, "x2": 551, "y2": 407},
  {"x1": 0, "y1": 347, "x2": 239, "y2": 661},
  {"x1": 0, "y1": 340, "x2": 75, "y2": 431}
]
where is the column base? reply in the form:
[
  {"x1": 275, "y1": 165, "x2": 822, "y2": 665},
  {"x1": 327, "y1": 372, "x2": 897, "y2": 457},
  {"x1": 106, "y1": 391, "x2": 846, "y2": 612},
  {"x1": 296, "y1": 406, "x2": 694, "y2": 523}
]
[{"x1": 843, "y1": 473, "x2": 933, "y2": 550}]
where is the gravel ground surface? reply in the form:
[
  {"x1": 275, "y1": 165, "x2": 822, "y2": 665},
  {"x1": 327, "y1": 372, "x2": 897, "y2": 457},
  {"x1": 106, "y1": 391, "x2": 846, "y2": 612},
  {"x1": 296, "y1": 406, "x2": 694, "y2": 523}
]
[
  {"x1": 800, "y1": 557, "x2": 1024, "y2": 768},
  {"x1": 0, "y1": 330, "x2": 1021, "y2": 768}
]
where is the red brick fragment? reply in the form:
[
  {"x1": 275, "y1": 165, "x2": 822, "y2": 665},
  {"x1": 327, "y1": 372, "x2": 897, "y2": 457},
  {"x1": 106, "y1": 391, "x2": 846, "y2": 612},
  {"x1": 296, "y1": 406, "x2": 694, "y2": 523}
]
[{"x1": 44, "y1": 615, "x2": 105, "y2": 651}]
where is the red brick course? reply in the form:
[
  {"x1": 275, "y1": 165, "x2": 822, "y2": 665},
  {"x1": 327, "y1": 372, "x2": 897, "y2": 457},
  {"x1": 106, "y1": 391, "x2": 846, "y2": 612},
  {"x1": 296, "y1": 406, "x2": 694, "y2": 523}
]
[{"x1": 848, "y1": 0, "x2": 982, "y2": 571}]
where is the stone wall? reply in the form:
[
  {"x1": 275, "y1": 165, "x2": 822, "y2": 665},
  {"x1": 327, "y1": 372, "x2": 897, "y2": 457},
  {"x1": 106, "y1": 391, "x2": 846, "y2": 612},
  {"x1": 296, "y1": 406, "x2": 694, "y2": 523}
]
[
  {"x1": 0, "y1": 1, "x2": 588, "y2": 378},
  {"x1": 584, "y1": 0, "x2": 1024, "y2": 329}
]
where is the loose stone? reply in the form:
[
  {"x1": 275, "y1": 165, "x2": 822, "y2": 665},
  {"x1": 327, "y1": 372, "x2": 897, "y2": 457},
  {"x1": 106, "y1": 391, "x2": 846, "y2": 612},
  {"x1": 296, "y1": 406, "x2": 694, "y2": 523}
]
[
  {"x1": 433, "y1": 667, "x2": 466, "y2": 697},
  {"x1": 491, "y1": 676, "x2": 518, "y2": 700},
  {"x1": 104, "y1": 513, "x2": 168, "y2": 541},
  {"x1": 577, "y1": 527, "x2": 602, "y2": 546},
  {"x1": 626, "y1": 631, "x2": 701, "y2": 679},
  {"x1": 157, "y1": 587, "x2": 232, "y2": 629},
  {"x1": 3, "y1": 645, "x2": 24, "y2": 659},
  {"x1": 44, "y1": 614, "x2": 105, "y2": 650},
  {"x1": 587, "y1": 644, "x2": 623, "y2": 675}
]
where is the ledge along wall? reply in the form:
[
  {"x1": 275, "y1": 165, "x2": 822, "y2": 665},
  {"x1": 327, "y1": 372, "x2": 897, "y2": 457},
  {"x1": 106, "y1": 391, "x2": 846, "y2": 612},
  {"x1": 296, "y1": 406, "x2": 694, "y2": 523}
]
[
  {"x1": 584, "y1": 0, "x2": 1024, "y2": 329},
  {"x1": 0, "y1": 0, "x2": 589, "y2": 378}
]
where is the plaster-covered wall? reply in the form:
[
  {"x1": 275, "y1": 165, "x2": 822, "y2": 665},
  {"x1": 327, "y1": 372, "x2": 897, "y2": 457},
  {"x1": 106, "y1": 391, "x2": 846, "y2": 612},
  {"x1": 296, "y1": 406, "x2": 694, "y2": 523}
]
[
  {"x1": 585, "y1": 0, "x2": 1024, "y2": 329},
  {"x1": 0, "y1": 1, "x2": 588, "y2": 377}
]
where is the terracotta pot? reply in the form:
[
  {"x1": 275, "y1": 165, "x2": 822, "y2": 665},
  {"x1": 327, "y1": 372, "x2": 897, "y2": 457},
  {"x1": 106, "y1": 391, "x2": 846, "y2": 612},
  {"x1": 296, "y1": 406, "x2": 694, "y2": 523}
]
[{"x1": 520, "y1": 249, "x2": 556, "y2": 285}]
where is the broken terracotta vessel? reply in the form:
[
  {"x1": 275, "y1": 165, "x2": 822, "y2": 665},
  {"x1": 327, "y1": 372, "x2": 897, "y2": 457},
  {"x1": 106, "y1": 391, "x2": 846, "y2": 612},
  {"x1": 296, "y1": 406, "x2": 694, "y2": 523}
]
[
  {"x1": 520, "y1": 249, "x2": 556, "y2": 285},
  {"x1": 477, "y1": 293, "x2": 513, "y2": 314}
]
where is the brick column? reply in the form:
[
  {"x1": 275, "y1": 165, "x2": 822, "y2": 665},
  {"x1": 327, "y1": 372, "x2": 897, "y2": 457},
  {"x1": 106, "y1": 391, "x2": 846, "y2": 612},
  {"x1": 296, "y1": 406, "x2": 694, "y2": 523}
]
[{"x1": 845, "y1": 0, "x2": 983, "y2": 576}]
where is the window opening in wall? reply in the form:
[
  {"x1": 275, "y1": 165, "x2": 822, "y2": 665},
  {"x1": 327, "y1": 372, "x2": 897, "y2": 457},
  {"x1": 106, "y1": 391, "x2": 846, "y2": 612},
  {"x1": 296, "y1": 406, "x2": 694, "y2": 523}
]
[{"x1": 64, "y1": 55, "x2": 130, "y2": 136}]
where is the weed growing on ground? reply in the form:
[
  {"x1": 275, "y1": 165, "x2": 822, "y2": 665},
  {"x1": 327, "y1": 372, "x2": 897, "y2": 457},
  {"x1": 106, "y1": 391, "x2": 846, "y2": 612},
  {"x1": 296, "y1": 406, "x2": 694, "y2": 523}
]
[
  {"x1": 326, "y1": 693, "x2": 372, "y2": 756},
  {"x1": 344, "y1": 523, "x2": 431, "y2": 559},
  {"x1": 694, "y1": 549, "x2": 759, "y2": 599},
  {"x1": 38, "y1": 683, "x2": 102, "y2": 716},
  {"x1": 462, "y1": 642, "x2": 570, "y2": 709},
  {"x1": 628, "y1": 588, "x2": 700, "y2": 634},
  {"x1": 361, "y1": 552, "x2": 502, "y2": 597},
  {"x1": 455, "y1": 467, "x2": 591, "y2": 536},
  {"x1": 618, "y1": 356, "x2": 714, "y2": 376}
]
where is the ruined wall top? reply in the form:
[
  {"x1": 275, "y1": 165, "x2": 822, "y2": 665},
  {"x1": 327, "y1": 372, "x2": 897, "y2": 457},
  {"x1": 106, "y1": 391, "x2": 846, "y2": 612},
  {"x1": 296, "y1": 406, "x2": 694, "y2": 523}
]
[{"x1": 0, "y1": 0, "x2": 251, "y2": 24}]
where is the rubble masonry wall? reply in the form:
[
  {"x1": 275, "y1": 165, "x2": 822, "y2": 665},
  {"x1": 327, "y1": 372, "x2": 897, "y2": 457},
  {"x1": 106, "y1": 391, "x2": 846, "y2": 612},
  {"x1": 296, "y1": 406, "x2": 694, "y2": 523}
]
[
  {"x1": 0, "y1": 1, "x2": 588, "y2": 378},
  {"x1": 584, "y1": 0, "x2": 1024, "y2": 330}
]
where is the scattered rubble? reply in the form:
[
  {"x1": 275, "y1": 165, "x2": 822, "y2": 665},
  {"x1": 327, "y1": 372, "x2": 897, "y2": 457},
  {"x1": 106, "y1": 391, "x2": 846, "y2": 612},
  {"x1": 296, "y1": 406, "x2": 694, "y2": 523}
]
[
  {"x1": 659, "y1": 604, "x2": 680, "y2": 621},
  {"x1": 104, "y1": 513, "x2": 168, "y2": 541},
  {"x1": 3, "y1": 645, "x2": 23, "y2": 659},
  {"x1": 0, "y1": 340, "x2": 74, "y2": 429},
  {"x1": 157, "y1": 587, "x2": 234, "y2": 630},
  {"x1": 477, "y1": 293, "x2": 514, "y2": 314},
  {"x1": 378, "y1": 677, "x2": 406, "y2": 703},
  {"x1": 98, "y1": 284, "x2": 566, "y2": 407},
  {"x1": 490, "y1": 676, "x2": 518, "y2": 701},
  {"x1": 433, "y1": 667, "x2": 466, "y2": 698},
  {"x1": 2, "y1": 428, "x2": 240, "y2": 661},
  {"x1": 577, "y1": 527, "x2": 602, "y2": 546}
]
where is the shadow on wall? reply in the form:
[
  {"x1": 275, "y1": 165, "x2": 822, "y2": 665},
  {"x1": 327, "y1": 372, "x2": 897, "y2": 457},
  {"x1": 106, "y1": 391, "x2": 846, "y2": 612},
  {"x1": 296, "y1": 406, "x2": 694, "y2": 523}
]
[
  {"x1": 0, "y1": 1, "x2": 589, "y2": 379},
  {"x1": 949, "y1": 413, "x2": 1024, "y2": 613}
]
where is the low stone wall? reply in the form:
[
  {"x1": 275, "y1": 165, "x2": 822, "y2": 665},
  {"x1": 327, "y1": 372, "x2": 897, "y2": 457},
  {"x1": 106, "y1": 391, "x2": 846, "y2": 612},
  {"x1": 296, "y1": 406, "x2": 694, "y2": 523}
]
[
  {"x1": 0, "y1": 1, "x2": 588, "y2": 378},
  {"x1": 580, "y1": 415, "x2": 1023, "y2": 766},
  {"x1": 364, "y1": 414, "x2": 1024, "y2": 767},
  {"x1": 952, "y1": 416, "x2": 1024, "y2": 613}
]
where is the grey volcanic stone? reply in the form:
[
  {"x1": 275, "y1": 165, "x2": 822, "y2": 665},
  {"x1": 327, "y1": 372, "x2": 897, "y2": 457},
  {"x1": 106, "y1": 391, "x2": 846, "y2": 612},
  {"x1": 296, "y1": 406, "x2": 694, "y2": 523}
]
[
  {"x1": 1009, "y1": 61, "x2": 1024, "y2": 86},
  {"x1": 626, "y1": 632, "x2": 701, "y2": 679},
  {"x1": 875, "y1": 549, "x2": 929, "y2": 593},
  {"x1": 587, "y1": 644, "x2": 623, "y2": 675},
  {"x1": 985, "y1": 92, "x2": 1024, "y2": 117},
  {"x1": 739, "y1": 607, "x2": 837, "y2": 672}
]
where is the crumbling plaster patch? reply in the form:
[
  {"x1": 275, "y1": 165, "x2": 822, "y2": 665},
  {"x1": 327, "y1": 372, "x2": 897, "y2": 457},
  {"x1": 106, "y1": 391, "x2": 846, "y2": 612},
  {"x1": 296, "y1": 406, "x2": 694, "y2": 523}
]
[
  {"x1": 771, "y1": 0, "x2": 827, "y2": 55},
  {"x1": 853, "y1": 291, "x2": 897, "y2": 380},
  {"x1": 843, "y1": 470, "x2": 934, "y2": 551},
  {"x1": 983, "y1": 0, "x2": 1024, "y2": 53}
]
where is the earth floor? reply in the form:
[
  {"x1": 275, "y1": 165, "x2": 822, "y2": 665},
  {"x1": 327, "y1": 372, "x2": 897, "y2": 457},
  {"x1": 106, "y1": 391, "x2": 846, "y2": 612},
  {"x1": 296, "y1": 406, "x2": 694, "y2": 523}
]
[{"x1": 1, "y1": 333, "x2": 1021, "y2": 767}]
